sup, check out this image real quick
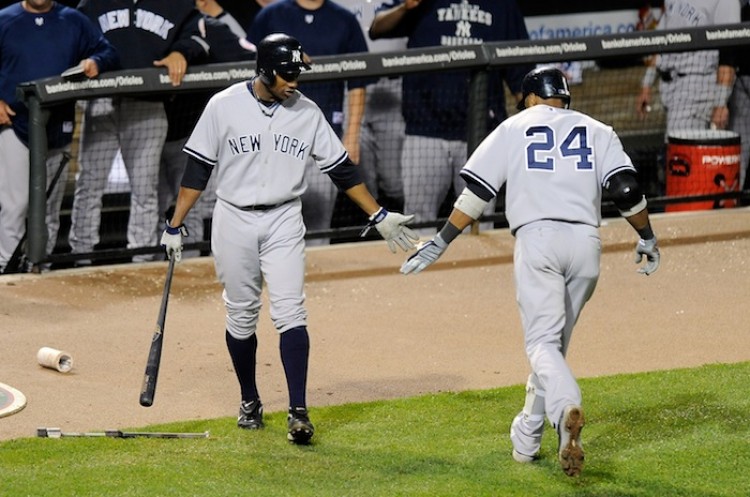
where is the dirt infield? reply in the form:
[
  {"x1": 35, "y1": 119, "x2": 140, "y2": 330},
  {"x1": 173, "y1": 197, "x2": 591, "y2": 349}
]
[{"x1": 1, "y1": 208, "x2": 749, "y2": 441}]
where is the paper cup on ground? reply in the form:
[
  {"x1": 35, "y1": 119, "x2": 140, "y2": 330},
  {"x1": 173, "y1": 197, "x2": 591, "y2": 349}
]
[{"x1": 37, "y1": 347, "x2": 73, "y2": 373}]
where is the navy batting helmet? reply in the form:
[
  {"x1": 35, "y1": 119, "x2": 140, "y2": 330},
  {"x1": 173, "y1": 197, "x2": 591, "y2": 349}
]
[
  {"x1": 256, "y1": 33, "x2": 311, "y2": 85},
  {"x1": 517, "y1": 66, "x2": 571, "y2": 111}
]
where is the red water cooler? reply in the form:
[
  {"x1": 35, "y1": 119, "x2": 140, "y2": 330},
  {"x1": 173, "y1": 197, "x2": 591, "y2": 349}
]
[{"x1": 666, "y1": 130, "x2": 741, "y2": 212}]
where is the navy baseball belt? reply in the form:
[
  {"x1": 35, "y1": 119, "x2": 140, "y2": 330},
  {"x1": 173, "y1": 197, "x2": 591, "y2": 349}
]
[{"x1": 237, "y1": 198, "x2": 296, "y2": 211}]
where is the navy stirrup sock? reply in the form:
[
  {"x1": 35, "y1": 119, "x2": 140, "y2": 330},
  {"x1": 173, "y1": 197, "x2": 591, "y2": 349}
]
[
  {"x1": 225, "y1": 330, "x2": 259, "y2": 402},
  {"x1": 280, "y1": 326, "x2": 310, "y2": 409}
]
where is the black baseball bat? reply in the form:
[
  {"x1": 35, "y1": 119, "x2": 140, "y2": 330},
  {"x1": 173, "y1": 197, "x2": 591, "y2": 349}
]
[
  {"x1": 139, "y1": 257, "x2": 176, "y2": 407},
  {"x1": 3, "y1": 152, "x2": 70, "y2": 274}
]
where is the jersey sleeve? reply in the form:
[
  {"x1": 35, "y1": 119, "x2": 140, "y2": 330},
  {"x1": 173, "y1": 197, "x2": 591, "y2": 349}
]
[
  {"x1": 459, "y1": 125, "x2": 508, "y2": 199},
  {"x1": 183, "y1": 96, "x2": 220, "y2": 167},
  {"x1": 599, "y1": 126, "x2": 637, "y2": 186},
  {"x1": 310, "y1": 110, "x2": 348, "y2": 173},
  {"x1": 715, "y1": 0, "x2": 741, "y2": 25}
]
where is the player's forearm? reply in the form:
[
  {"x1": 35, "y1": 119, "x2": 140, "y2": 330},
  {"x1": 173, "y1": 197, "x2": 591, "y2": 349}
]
[
  {"x1": 345, "y1": 88, "x2": 365, "y2": 136},
  {"x1": 170, "y1": 187, "x2": 202, "y2": 227},
  {"x1": 344, "y1": 183, "x2": 380, "y2": 217},
  {"x1": 625, "y1": 208, "x2": 655, "y2": 240},
  {"x1": 369, "y1": 3, "x2": 409, "y2": 39}
]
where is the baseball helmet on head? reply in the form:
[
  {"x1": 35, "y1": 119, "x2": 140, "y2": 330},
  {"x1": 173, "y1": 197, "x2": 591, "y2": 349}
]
[
  {"x1": 517, "y1": 66, "x2": 571, "y2": 110},
  {"x1": 256, "y1": 33, "x2": 311, "y2": 85}
]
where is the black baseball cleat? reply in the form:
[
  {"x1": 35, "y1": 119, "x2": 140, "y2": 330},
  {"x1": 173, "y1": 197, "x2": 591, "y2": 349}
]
[
  {"x1": 287, "y1": 407, "x2": 314, "y2": 444},
  {"x1": 237, "y1": 400, "x2": 264, "y2": 429}
]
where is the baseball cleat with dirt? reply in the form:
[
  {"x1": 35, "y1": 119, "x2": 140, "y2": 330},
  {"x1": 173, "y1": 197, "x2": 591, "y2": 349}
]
[{"x1": 558, "y1": 405, "x2": 585, "y2": 477}]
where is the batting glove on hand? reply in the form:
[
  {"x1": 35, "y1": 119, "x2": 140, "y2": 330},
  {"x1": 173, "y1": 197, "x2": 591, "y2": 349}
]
[
  {"x1": 363, "y1": 207, "x2": 419, "y2": 253},
  {"x1": 400, "y1": 234, "x2": 448, "y2": 275},
  {"x1": 160, "y1": 222, "x2": 188, "y2": 263},
  {"x1": 635, "y1": 236, "x2": 659, "y2": 275}
]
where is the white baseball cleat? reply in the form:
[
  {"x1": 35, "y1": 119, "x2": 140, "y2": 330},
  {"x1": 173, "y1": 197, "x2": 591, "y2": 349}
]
[
  {"x1": 558, "y1": 405, "x2": 585, "y2": 477},
  {"x1": 512, "y1": 449, "x2": 538, "y2": 463}
]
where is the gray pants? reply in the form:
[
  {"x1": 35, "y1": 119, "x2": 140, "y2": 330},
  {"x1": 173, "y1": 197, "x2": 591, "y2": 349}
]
[
  {"x1": 729, "y1": 75, "x2": 750, "y2": 188},
  {"x1": 514, "y1": 220, "x2": 600, "y2": 428},
  {"x1": 70, "y1": 98, "x2": 167, "y2": 260}
]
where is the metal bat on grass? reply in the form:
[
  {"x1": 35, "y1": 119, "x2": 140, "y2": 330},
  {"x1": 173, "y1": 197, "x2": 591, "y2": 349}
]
[{"x1": 37, "y1": 427, "x2": 209, "y2": 439}]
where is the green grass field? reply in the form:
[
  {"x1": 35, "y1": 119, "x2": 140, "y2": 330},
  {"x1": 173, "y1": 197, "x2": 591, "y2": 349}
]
[{"x1": 3, "y1": 361, "x2": 749, "y2": 497}]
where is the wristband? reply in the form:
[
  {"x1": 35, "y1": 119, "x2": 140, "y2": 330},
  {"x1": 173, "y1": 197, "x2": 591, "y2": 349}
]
[
  {"x1": 636, "y1": 223, "x2": 655, "y2": 241},
  {"x1": 641, "y1": 66, "x2": 657, "y2": 88},
  {"x1": 715, "y1": 84, "x2": 732, "y2": 107},
  {"x1": 437, "y1": 222, "x2": 462, "y2": 244},
  {"x1": 166, "y1": 221, "x2": 188, "y2": 236}
]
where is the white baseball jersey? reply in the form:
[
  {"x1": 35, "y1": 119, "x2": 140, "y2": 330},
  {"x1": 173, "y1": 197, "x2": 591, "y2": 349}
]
[
  {"x1": 657, "y1": 0, "x2": 741, "y2": 74},
  {"x1": 461, "y1": 104, "x2": 637, "y2": 233},
  {"x1": 183, "y1": 82, "x2": 348, "y2": 207}
]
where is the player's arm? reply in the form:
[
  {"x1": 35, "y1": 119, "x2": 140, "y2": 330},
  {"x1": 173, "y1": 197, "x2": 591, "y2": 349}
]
[
  {"x1": 161, "y1": 156, "x2": 211, "y2": 261},
  {"x1": 330, "y1": 158, "x2": 418, "y2": 252},
  {"x1": 400, "y1": 181, "x2": 491, "y2": 275},
  {"x1": 343, "y1": 87, "x2": 365, "y2": 164},
  {"x1": 711, "y1": 64, "x2": 735, "y2": 130},
  {"x1": 369, "y1": 0, "x2": 420, "y2": 39},
  {"x1": 604, "y1": 170, "x2": 660, "y2": 275}
]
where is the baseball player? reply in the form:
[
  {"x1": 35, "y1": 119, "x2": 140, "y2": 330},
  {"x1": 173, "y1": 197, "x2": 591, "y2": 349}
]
[
  {"x1": 0, "y1": 0, "x2": 118, "y2": 273},
  {"x1": 247, "y1": 0, "x2": 371, "y2": 245},
  {"x1": 70, "y1": 0, "x2": 207, "y2": 265},
  {"x1": 637, "y1": 0, "x2": 740, "y2": 133},
  {"x1": 401, "y1": 67, "x2": 661, "y2": 476},
  {"x1": 370, "y1": 0, "x2": 533, "y2": 235},
  {"x1": 160, "y1": 33, "x2": 418, "y2": 444},
  {"x1": 727, "y1": 2, "x2": 750, "y2": 193}
]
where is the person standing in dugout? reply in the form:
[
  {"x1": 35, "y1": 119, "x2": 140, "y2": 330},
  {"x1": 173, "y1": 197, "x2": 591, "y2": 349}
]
[
  {"x1": 161, "y1": 33, "x2": 418, "y2": 444},
  {"x1": 401, "y1": 67, "x2": 661, "y2": 476}
]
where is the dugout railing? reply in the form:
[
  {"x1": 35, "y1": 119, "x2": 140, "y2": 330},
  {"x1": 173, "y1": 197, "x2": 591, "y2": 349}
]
[{"x1": 16, "y1": 22, "x2": 750, "y2": 269}]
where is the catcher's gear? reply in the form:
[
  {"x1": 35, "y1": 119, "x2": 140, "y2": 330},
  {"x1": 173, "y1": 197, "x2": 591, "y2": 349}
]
[
  {"x1": 160, "y1": 222, "x2": 188, "y2": 262},
  {"x1": 517, "y1": 66, "x2": 571, "y2": 110},
  {"x1": 635, "y1": 237, "x2": 659, "y2": 275},
  {"x1": 361, "y1": 207, "x2": 418, "y2": 253},
  {"x1": 400, "y1": 234, "x2": 449, "y2": 275},
  {"x1": 256, "y1": 33, "x2": 311, "y2": 85}
]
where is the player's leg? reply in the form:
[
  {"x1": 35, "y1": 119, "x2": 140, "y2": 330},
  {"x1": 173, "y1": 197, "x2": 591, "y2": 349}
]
[
  {"x1": 0, "y1": 128, "x2": 30, "y2": 271},
  {"x1": 69, "y1": 98, "x2": 119, "y2": 258},
  {"x1": 402, "y1": 135, "x2": 452, "y2": 237},
  {"x1": 729, "y1": 75, "x2": 750, "y2": 189},
  {"x1": 358, "y1": 118, "x2": 378, "y2": 196},
  {"x1": 373, "y1": 112, "x2": 405, "y2": 211},
  {"x1": 44, "y1": 146, "x2": 72, "y2": 261},
  {"x1": 211, "y1": 199, "x2": 265, "y2": 429},
  {"x1": 513, "y1": 221, "x2": 581, "y2": 428},
  {"x1": 510, "y1": 372, "x2": 546, "y2": 463},
  {"x1": 258, "y1": 200, "x2": 314, "y2": 443},
  {"x1": 119, "y1": 98, "x2": 167, "y2": 262}
]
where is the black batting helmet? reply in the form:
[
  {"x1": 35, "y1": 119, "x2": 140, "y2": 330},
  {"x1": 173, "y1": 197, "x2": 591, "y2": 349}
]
[
  {"x1": 256, "y1": 33, "x2": 311, "y2": 85},
  {"x1": 517, "y1": 66, "x2": 571, "y2": 111}
]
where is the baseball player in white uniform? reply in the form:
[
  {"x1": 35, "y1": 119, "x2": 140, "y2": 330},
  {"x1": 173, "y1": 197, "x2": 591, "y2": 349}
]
[
  {"x1": 637, "y1": 0, "x2": 741, "y2": 133},
  {"x1": 401, "y1": 67, "x2": 661, "y2": 476},
  {"x1": 161, "y1": 33, "x2": 417, "y2": 445}
]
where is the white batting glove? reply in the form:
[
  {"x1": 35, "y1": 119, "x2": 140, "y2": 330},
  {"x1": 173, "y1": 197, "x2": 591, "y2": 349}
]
[
  {"x1": 363, "y1": 207, "x2": 419, "y2": 253},
  {"x1": 400, "y1": 234, "x2": 448, "y2": 275},
  {"x1": 160, "y1": 222, "x2": 188, "y2": 263},
  {"x1": 635, "y1": 237, "x2": 659, "y2": 275}
]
